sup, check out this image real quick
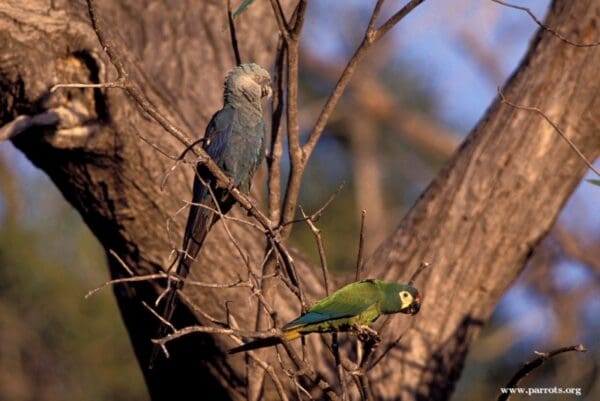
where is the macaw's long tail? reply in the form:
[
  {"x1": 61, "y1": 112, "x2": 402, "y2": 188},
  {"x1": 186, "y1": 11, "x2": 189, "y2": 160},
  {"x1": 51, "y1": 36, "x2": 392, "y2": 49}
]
[
  {"x1": 148, "y1": 178, "x2": 238, "y2": 367},
  {"x1": 148, "y1": 286, "x2": 179, "y2": 369},
  {"x1": 227, "y1": 329, "x2": 301, "y2": 354},
  {"x1": 148, "y1": 194, "x2": 215, "y2": 369}
]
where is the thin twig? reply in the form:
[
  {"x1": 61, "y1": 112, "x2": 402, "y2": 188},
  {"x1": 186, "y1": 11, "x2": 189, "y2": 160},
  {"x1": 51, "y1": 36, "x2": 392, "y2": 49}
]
[
  {"x1": 355, "y1": 210, "x2": 367, "y2": 281},
  {"x1": 358, "y1": 374, "x2": 374, "y2": 401},
  {"x1": 491, "y1": 0, "x2": 600, "y2": 48},
  {"x1": 160, "y1": 137, "x2": 205, "y2": 190},
  {"x1": 300, "y1": 205, "x2": 330, "y2": 295},
  {"x1": 153, "y1": 325, "x2": 281, "y2": 346},
  {"x1": 368, "y1": 333, "x2": 404, "y2": 369},
  {"x1": 498, "y1": 88, "x2": 600, "y2": 177},
  {"x1": 282, "y1": 182, "x2": 345, "y2": 227},
  {"x1": 498, "y1": 344, "x2": 586, "y2": 401},
  {"x1": 268, "y1": 0, "x2": 291, "y2": 40},
  {"x1": 181, "y1": 198, "x2": 266, "y2": 232},
  {"x1": 176, "y1": 290, "x2": 229, "y2": 325},
  {"x1": 50, "y1": 81, "x2": 124, "y2": 92},
  {"x1": 227, "y1": 0, "x2": 242, "y2": 65},
  {"x1": 228, "y1": 313, "x2": 291, "y2": 401},
  {"x1": 276, "y1": 339, "x2": 341, "y2": 401},
  {"x1": 409, "y1": 261, "x2": 430, "y2": 286},
  {"x1": 332, "y1": 333, "x2": 349, "y2": 401},
  {"x1": 142, "y1": 301, "x2": 176, "y2": 332},
  {"x1": 375, "y1": 0, "x2": 425, "y2": 40},
  {"x1": 109, "y1": 249, "x2": 135, "y2": 276},
  {"x1": 85, "y1": 274, "x2": 166, "y2": 298},
  {"x1": 290, "y1": 0, "x2": 308, "y2": 37}
]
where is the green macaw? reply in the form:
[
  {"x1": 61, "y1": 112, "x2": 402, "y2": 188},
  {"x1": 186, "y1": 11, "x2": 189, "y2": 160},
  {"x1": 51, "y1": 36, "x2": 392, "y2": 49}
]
[{"x1": 228, "y1": 279, "x2": 421, "y2": 354}]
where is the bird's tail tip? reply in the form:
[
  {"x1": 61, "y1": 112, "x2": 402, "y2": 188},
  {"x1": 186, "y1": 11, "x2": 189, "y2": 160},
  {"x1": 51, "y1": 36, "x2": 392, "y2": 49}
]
[
  {"x1": 227, "y1": 330, "x2": 301, "y2": 355},
  {"x1": 283, "y1": 328, "x2": 300, "y2": 341}
]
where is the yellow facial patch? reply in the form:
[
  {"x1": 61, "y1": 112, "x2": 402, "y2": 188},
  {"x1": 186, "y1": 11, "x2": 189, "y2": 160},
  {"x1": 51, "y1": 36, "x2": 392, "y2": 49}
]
[{"x1": 399, "y1": 291, "x2": 414, "y2": 309}]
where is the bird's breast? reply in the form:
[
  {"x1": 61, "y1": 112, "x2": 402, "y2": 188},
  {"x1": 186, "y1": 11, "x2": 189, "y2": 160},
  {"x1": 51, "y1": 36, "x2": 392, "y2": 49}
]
[{"x1": 223, "y1": 120, "x2": 265, "y2": 183}]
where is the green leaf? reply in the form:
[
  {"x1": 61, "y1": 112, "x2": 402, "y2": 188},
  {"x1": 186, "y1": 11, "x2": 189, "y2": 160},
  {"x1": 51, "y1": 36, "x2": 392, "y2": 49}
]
[
  {"x1": 587, "y1": 179, "x2": 600, "y2": 187},
  {"x1": 233, "y1": 0, "x2": 254, "y2": 18}
]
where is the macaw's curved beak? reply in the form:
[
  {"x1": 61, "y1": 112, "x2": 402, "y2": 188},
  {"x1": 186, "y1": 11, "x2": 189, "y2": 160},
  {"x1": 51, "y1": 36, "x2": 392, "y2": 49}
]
[
  {"x1": 261, "y1": 84, "x2": 272, "y2": 99},
  {"x1": 407, "y1": 294, "x2": 422, "y2": 315}
]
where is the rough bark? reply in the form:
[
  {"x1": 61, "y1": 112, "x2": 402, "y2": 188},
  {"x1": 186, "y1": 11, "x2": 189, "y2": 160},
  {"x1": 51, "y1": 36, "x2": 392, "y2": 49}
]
[
  {"x1": 364, "y1": 1, "x2": 600, "y2": 399},
  {"x1": 0, "y1": 0, "x2": 598, "y2": 401}
]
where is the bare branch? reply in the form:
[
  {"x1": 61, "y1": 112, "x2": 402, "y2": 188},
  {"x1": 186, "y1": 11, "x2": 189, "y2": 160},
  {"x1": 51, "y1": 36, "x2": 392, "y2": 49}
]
[
  {"x1": 498, "y1": 88, "x2": 600, "y2": 178},
  {"x1": 408, "y1": 261, "x2": 430, "y2": 286},
  {"x1": 300, "y1": 206, "x2": 330, "y2": 295},
  {"x1": 367, "y1": 0, "x2": 386, "y2": 32},
  {"x1": 491, "y1": 0, "x2": 600, "y2": 48},
  {"x1": 368, "y1": 333, "x2": 404, "y2": 369},
  {"x1": 108, "y1": 249, "x2": 135, "y2": 276},
  {"x1": 375, "y1": 0, "x2": 425, "y2": 41},
  {"x1": 85, "y1": 273, "x2": 166, "y2": 299},
  {"x1": 142, "y1": 301, "x2": 176, "y2": 333},
  {"x1": 355, "y1": 210, "x2": 367, "y2": 281},
  {"x1": 331, "y1": 333, "x2": 349, "y2": 401},
  {"x1": 268, "y1": 0, "x2": 291, "y2": 39},
  {"x1": 498, "y1": 344, "x2": 587, "y2": 401},
  {"x1": 153, "y1": 325, "x2": 281, "y2": 346},
  {"x1": 282, "y1": 182, "x2": 344, "y2": 227},
  {"x1": 290, "y1": 0, "x2": 308, "y2": 37},
  {"x1": 50, "y1": 80, "x2": 125, "y2": 92},
  {"x1": 226, "y1": 0, "x2": 242, "y2": 65},
  {"x1": 160, "y1": 137, "x2": 206, "y2": 190}
]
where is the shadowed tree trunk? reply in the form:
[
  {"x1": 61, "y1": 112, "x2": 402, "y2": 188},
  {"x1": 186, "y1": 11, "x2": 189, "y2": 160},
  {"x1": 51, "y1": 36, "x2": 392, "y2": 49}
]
[{"x1": 0, "y1": 1, "x2": 598, "y2": 400}]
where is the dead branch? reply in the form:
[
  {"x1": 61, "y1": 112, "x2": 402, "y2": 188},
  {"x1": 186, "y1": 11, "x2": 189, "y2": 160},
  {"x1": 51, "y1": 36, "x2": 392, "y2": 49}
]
[
  {"x1": 409, "y1": 261, "x2": 430, "y2": 286},
  {"x1": 300, "y1": 206, "x2": 330, "y2": 295},
  {"x1": 355, "y1": 210, "x2": 367, "y2": 281},
  {"x1": 498, "y1": 344, "x2": 587, "y2": 401},
  {"x1": 226, "y1": 0, "x2": 242, "y2": 65},
  {"x1": 498, "y1": 88, "x2": 600, "y2": 178},
  {"x1": 491, "y1": 0, "x2": 600, "y2": 48}
]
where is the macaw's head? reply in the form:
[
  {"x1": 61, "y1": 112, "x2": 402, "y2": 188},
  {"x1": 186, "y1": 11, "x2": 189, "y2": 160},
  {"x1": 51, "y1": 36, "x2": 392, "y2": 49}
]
[
  {"x1": 381, "y1": 282, "x2": 422, "y2": 316},
  {"x1": 224, "y1": 63, "x2": 272, "y2": 106}
]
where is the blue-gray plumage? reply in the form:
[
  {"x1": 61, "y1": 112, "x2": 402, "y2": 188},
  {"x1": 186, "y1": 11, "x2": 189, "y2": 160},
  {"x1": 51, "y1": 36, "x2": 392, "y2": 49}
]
[{"x1": 150, "y1": 63, "x2": 271, "y2": 367}]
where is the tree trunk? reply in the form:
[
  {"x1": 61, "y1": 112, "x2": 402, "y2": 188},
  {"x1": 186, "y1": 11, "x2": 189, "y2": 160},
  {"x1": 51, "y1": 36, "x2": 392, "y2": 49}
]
[
  {"x1": 364, "y1": 1, "x2": 600, "y2": 399},
  {"x1": 0, "y1": 1, "x2": 598, "y2": 400}
]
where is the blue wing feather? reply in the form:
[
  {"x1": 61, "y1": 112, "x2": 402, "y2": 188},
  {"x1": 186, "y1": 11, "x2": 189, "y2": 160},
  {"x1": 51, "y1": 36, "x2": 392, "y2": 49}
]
[{"x1": 179, "y1": 107, "x2": 236, "y2": 269}]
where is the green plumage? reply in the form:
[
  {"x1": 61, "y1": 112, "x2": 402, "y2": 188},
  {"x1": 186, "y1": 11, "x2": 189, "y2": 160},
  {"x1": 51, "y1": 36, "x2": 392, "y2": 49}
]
[{"x1": 228, "y1": 279, "x2": 421, "y2": 354}]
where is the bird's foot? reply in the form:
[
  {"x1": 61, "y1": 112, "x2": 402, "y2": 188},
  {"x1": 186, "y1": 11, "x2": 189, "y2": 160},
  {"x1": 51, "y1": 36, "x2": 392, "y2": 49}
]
[{"x1": 357, "y1": 325, "x2": 381, "y2": 345}]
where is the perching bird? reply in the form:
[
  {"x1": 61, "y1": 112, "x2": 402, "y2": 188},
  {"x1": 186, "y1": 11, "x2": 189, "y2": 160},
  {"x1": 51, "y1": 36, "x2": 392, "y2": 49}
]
[
  {"x1": 151, "y1": 63, "x2": 272, "y2": 367},
  {"x1": 228, "y1": 279, "x2": 421, "y2": 354}
]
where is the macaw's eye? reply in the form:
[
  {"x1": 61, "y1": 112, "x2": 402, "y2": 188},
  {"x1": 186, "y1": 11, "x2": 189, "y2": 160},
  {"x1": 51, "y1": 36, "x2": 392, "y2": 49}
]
[{"x1": 399, "y1": 291, "x2": 411, "y2": 301}]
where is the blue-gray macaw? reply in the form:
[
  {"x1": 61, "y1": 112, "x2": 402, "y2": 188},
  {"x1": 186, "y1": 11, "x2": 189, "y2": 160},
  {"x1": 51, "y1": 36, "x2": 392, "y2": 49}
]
[{"x1": 150, "y1": 63, "x2": 271, "y2": 367}]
